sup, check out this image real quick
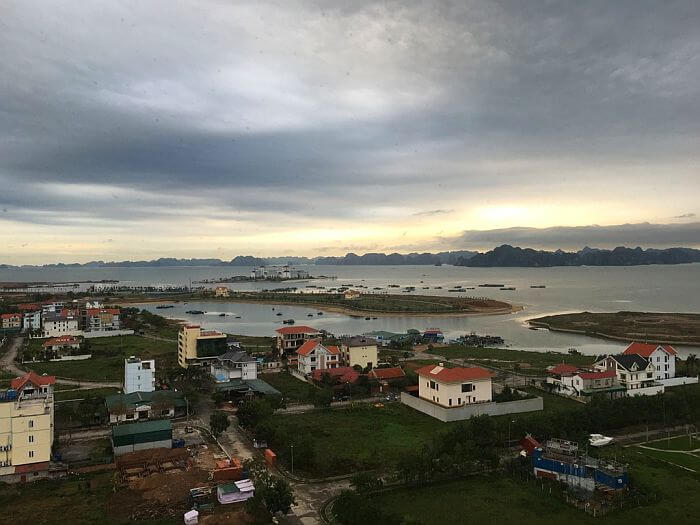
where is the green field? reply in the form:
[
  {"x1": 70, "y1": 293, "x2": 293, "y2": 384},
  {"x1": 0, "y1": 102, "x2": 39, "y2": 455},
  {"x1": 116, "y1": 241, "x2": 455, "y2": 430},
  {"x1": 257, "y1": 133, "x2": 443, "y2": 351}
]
[
  {"x1": 26, "y1": 335, "x2": 176, "y2": 381},
  {"x1": 521, "y1": 386, "x2": 583, "y2": 412},
  {"x1": 259, "y1": 371, "x2": 316, "y2": 402},
  {"x1": 372, "y1": 450, "x2": 700, "y2": 524},
  {"x1": 264, "y1": 403, "x2": 448, "y2": 476},
  {"x1": 640, "y1": 434, "x2": 700, "y2": 451},
  {"x1": 55, "y1": 387, "x2": 121, "y2": 401},
  {"x1": 425, "y1": 345, "x2": 594, "y2": 374}
]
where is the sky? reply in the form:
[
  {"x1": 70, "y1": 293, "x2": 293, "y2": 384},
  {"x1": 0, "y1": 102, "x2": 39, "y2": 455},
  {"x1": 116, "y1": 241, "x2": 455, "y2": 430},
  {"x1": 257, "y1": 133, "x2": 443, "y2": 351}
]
[{"x1": 1, "y1": 0, "x2": 699, "y2": 264}]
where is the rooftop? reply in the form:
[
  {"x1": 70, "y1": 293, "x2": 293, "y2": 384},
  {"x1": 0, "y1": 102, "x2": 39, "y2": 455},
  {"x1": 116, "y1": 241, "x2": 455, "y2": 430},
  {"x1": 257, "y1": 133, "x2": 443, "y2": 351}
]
[
  {"x1": 624, "y1": 342, "x2": 677, "y2": 357},
  {"x1": 111, "y1": 419, "x2": 172, "y2": 437},
  {"x1": 11, "y1": 371, "x2": 56, "y2": 390},
  {"x1": 547, "y1": 363, "x2": 580, "y2": 376},
  {"x1": 105, "y1": 390, "x2": 184, "y2": 411},
  {"x1": 370, "y1": 367, "x2": 406, "y2": 380},
  {"x1": 311, "y1": 366, "x2": 359, "y2": 384},
  {"x1": 275, "y1": 325, "x2": 320, "y2": 335},
  {"x1": 297, "y1": 339, "x2": 340, "y2": 356},
  {"x1": 416, "y1": 364, "x2": 493, "y2": 383},
  {"x1": 342, "y1": 336, "x2": 378, "y2": 347}
]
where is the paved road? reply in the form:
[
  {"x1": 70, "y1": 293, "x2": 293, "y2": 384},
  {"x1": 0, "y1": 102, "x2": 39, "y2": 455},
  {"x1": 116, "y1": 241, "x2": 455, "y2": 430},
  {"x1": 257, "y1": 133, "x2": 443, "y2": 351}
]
[{"x1": 0, "y1": 336, "x2": 122, "y2": 389}]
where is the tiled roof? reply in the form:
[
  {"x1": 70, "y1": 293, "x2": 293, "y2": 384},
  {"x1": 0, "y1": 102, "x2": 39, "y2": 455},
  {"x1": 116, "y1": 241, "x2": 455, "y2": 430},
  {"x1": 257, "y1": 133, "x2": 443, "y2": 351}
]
[
  {"x1": 11, "y1": 372, "x2": 56, "y2": 390},
  {"x1": 297, "y1": 339, "x2": 340, "y2": 356},
  {"x1": 577, "y1": 370, "x2": 616, "y2": 380},
  {"x1": 415, "y1": 364, "x2": 493, "y2": 383},
  {"x1": 623, "y1": 342, "x2": 677, "y2": 357},
  {"x1": 275, "y1": 325, "x2": 320, "y2": 335},
  {"x1": 610, "y1": 354, "x2": 650, "y2": 372},
  {"x1": 370, "y1": 367, "x2": 406, "y2": 380},
  {"x1": 342, "y1": 336, "x2": 377, "y2": 347},
  {"x1": 311, "y1": 366, "x2": 359, "y2": 384},
  {"x1": 547, "y1": 364, "x2": 580, "y2": 376},
  {"x1": 0, "y1": 313, "x2": 21, "y2": 319},
  {"x1": 43, "y1": 335, "x2": 81, "y2": 347}
]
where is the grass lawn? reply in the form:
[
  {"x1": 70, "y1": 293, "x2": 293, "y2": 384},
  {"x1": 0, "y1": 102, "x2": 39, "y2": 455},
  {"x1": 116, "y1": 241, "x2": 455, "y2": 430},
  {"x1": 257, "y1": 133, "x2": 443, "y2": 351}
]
[
  {"x1": 425, "y1": 345, "x2": 594, "y2": 374},
  {"x1": 521, "y1": 386, "x2": 583, "y2": 413},
  {"x1": 634, "y1": 447, "x2": 700, "y2": 471},
  {"x1": 26, "y1": 335, "x2": 176, "y2": 382},
  {"x1": 373, "y1": 449, "x2": 700, "y2": 524},
  {"x1": 230, "y1": 333, "x2": 276, "y2": 352},
  {"x1": 269, "y1": 403, "x2": 448, "y2": 476},
  {"x1": 0, "y1": 472, "x2": 179, "y2": 525},
  {"x1": 55, "y1": 387, "x2": 121, "y2": 401},
  {"x1": 641, "y1": 434, "x2": 700, "y2": 451},
  {"x1": 259, "y1": 371, "x2": 316, "y2": 402}
]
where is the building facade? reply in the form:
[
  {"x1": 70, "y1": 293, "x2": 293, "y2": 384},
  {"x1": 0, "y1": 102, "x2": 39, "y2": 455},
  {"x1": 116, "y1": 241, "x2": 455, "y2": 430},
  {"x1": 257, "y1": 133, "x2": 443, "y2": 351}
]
[
  {"x1": 105, "y1": 391, "x2": 183, "y2": 424},
  {"x1": 214, "y1": 286, "x2": 231, "y2": 297},
  {"x1": 340, "y1": 337, "x2": 378, "y2": 370},
  {"x1": 297, "y1": 340, "x2": 340, "y2": 375},
  {"x1": 178, "y1": 325, "x2": 228, "y2": 368},
  {"x1": 42, "y1": 312, "x2": 80, "y2": 338},
  {"x1": 0, "y1": 373, "x2": 55, "y2": 482},
  {"x1": 1, "y1": 313, "x2": 22, "y2": 331},
  {"x1": 416, "y1": 364, "x2": 493, "y2": 408},
  {"x1": 595, "y1": 355, "x2": 658, "y2": 392},
  {"x1": 124, "y1": 357, "x2": 156, "y2": 394},
  {"x1": 623, "y1": 343, "x2": 677, "y2": 381},
  {"x1": 275, "y1": 326, "x2": 321, "y2": 355},
  {"x1": 83, "y1": 308, "x2": 121, "y2": 332},
  {"x1": 211, "y1": 351, "x2": 258, "y2": 382},
  {"x1": 251, "y1": 265, "x2": 310, "y2": 280},
  {"x1": 22, "y1": 311, "x2": 42, "y2": 332}
]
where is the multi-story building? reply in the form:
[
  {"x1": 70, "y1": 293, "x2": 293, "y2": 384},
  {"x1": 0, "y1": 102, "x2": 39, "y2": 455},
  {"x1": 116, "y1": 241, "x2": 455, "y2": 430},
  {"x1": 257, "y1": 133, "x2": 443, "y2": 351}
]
[
  {"x1": 82, "y1": 307, "x2": 121, "y2": 332},
  {"x1": 297, "y1": 340, "x2": 341, "y2": 375},
  {"x1": 214, "y1": 286, "x2": 231, "y2": 297},
  {"x1": 211, "y1": 350, "x2": 258, "y2": 382},
  {"x1": 594, "y1": 354, "x2": 659, "y2": 394},
  {"x1": 251, "y1": 265, "x2": 310, "y2": 280},
  {"x1": 124, "y1": 357, "x2": 156, "y2": 394},
  {"x1": 178, "y1": 325, "x2": 228, "y2": 368},
  {"x1": 0, "y1": 313, "x2": 22, "y2": 331},
  {"x1": 40, "y1": 302, "x2": 64, "y2": 315},
  {"x1": 340, "y1": 336, "x2": 378, "y2": 370},
  {"x1": 42, "y1": 311, "x2": 80, "y2": 338},
  {"x1": 0, "y1": 372, "x2": 55, "y2": 482},
  {"x1": 275, "y1": 325, "x2": 320, "y2": 355},
  {"x1": 546, "y1": 364, "x2": 624, "y2": 399},
  {"x1": 623, "y1": 342, "x2": 677, "y2": 381},
  {"x1": 22, "y1": 310, "x2": 42, "y2": 332},
  {"x1": 416, "y1": 364, "x2": 493, "y2": 408}
]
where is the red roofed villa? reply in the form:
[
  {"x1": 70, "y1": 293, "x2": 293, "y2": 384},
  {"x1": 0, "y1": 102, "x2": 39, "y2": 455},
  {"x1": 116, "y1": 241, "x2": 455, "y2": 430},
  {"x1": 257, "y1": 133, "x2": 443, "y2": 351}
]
[
  {"x1": 275, "y1": 325, "x2": 320, "y2": 355},
  {"x1": 623, "y1": 342, "x2": 677, "y2": 381},
  {"x1": 297, "y1": 339, "x2": 340, "y2": 375},
  {"x1": 42, "y1": 335, "x2": 82, "y2": 353},
  {"x1": 311, "y1": 366, "x2": 359, "y2": 385},
  {"x1": 415, "y1": 364, "x2": 494, "y2": 408}
]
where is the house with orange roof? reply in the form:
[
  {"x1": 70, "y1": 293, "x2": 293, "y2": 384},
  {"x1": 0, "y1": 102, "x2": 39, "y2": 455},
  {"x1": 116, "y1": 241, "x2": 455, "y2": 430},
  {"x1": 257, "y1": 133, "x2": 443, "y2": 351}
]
[
  {"x1": 0, "y1": 372, "x2": 56, "y2": 482},
  {"x1": 0, "y1": 313, "x2": 22, "y2": 331},
  {"x1": 416, "y1": 364, "x2": 494, "y2": 408},
  {"x1": 275, "y1": 325, "x2": 320, "y2": 355},
  {"x1": 623, "y1": 342, "x2": 677, "y2": 381},
  {"x1": 297, "y1": 339, "x2": 341, "y2": 375}
]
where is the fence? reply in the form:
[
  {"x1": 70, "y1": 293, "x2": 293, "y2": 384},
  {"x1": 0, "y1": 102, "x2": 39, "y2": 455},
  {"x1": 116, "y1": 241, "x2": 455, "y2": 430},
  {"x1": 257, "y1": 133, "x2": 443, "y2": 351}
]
[{"x1": 400, "y1": 392, "x2": 543, "y2": 422}]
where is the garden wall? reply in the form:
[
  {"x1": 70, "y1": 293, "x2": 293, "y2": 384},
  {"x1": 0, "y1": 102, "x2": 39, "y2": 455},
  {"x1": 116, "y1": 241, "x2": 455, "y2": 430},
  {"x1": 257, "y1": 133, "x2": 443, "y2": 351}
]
[{"x1": 401, "y1": 392, "x2": 543, "y2": 422}]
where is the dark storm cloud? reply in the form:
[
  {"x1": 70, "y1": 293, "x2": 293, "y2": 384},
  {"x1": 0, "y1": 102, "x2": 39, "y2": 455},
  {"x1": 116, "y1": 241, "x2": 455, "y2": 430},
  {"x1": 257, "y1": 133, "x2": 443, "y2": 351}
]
[
  {"x1": 0, "y1": 0, "x2": 699, "y2": 228},
  {"x1": 452, "y1": 222, "x2": 700, "y2": 250}
]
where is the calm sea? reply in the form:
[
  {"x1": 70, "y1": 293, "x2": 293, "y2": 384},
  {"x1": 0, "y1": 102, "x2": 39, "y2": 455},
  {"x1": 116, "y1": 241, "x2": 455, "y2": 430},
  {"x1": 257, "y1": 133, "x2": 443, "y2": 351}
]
[{"x1": 2, "y1": 264, "x2": 699, "y2": 356}]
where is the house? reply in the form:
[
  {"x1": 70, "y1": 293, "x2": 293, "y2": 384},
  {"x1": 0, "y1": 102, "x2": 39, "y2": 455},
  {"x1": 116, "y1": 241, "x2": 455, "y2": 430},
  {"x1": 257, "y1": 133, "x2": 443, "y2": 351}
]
[
  {"x1": 178, "y1": 325, "x2": 228, "y2": 368},
  {"x1": 0, "y1": 372, "x2": 56, "y2": 482},
  {"x1": 422, "y1": 329, "x2": 444, "y2": 343},
  {"x1": 297, "y1": 339, "x2": 341, "y2": 375},
  {"x1": 82, "y1": 307, "x2": 121, "y2": 332},
  {"x1": 546, "y1": 364, "x2": 624, "y2": 399},
  {"x1": 22, "y1": 310, "x2": 42, "y2": 332},
  {"x1": 369, "y1": 366, "x2": 406, "y2": 393},
  {"x1": 344, "y1": 290, "x2": 361, "y2": 300},
  {"x1": 416, "y1": 364, "x2": 493, "y2": 408},
  {"x1": 594, "y1": 354, "x2": 661, "y2": 395},
  {"x1": 623, "y1": 342, "x2": 677, "y2": 381},
  {"x1": 311, "y1": 366, "x2": 359, "y2": 386},
  {"x1": 42, "y1": 335, "x2": 81, "y2": 354},
  {"x1": 111, "y1": 419, "x2": 173, "y2": 456},
  {"x1": 105, "y1": 390, "x2": 184, "y2": 424},
  {"x1": 211, "y1": 350, "x2": 258, "y2": 382},
  {"x1": 1, "y1": 313, "x2": 22, "y2": 331},
  {"x1": 363, "y1": 331, "x2": 406, "y2": 347},
  {"x1": 214, "y1": 286, "x2": 231, "y2": 297},
  {"x1": 124, "y1": 357, "x2": 156, "y2": 394},
  {"x1": 275, "y1": 325, "x2": 320, "y2": 355},
  {"x1": 42, "y1": 311, "x2": 80, "y2": 338},
  {"x1": 340, "y1": 336, "x2": 378, "y2": 370}
]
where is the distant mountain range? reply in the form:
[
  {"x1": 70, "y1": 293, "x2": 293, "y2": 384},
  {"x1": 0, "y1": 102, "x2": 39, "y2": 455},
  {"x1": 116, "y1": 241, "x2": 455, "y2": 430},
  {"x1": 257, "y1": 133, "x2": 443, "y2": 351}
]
[
  {"x1": 458, "y1": 245, "x2": 700, "y2": 267},
  {"x1": 2, "y1": 246, "x2": 700, "y2": 269}
]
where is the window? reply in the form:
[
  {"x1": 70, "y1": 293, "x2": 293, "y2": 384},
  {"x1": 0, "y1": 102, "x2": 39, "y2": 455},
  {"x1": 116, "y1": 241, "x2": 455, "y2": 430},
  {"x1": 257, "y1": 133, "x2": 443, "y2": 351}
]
[
  {"x1": 28, "y1": 420, "x2": 34, "y2": 428},
  {"x1": 28, "y1": 435, "x2": 34, "y2": 443},
  {"x1": 461, "y1": 383, "x2": 473, "y2": 393},
  {"x1": 28, "y1": 451, "x2": 34, "y2": 458},
  {"x1": 449, "y1": 398, "x2": 452, "y2": 406},
  {"x1": 429, "y1": 380, "x2": 437, "y2": 390},
  {"x1": 647, "y1": 373, "x2": 653, "y2": 378}
]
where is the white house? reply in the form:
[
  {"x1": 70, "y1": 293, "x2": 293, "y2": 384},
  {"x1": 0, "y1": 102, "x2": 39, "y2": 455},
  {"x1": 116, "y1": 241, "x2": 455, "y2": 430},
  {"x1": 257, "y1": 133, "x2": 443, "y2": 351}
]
[
  {"x1": 210, "y1": 350, "x2": 258, "y2": 382},
  {"x1": 124, "y1": 357, "x2": 156, "y2": 394},
  {"x1": 22, "y1": 310, "x2": 42, "y2": 332},
  {"x1": 42, "y1": 312, "x2": 80, "y2": 338},
  {"x1": 297, "y1": 339, "x2": 341, "y2": 375},
  {"x1": 416, "y1": 364, "x2": 493, "y2": 408},
  {"x1": 623, "y1": 342, "x2": 676, "y2": 381},
  {"x1": 594, "y1": 354, "x2": 661, "y2": 396}
]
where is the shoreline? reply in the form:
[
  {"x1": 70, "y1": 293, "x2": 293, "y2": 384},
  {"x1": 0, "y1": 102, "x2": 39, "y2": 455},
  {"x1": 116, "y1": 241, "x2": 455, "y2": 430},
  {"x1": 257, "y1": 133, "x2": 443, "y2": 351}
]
[{"x1": 117, "y1": 296, "x2": 522, "y2": 318}]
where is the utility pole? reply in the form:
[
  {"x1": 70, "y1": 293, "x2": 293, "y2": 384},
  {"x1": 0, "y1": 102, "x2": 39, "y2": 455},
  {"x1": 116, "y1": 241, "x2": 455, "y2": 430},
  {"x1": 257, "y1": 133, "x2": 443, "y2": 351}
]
[{"x1": 290, "y1": 444, "x2": 294, "y2": 476}]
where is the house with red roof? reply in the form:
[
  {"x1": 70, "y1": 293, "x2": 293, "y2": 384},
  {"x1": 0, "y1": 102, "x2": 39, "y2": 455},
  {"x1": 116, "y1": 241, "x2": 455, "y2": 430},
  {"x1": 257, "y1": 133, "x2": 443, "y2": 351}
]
[
  {"x1": 416, "y1": 363, "x2": 494, "y2": 408},
  {"x1": 42, "y1": 335, "x2": 82, "y2": 354},
  {"x1": 546, "y1": 362, "x2": 624, "y2": 399},
  {"x1": 623, "y1": 342, "x2": 677, "y2": 381},
  {"x1": 1, "y1": 313, "x2": 22, "y2": 331},
  {"x1": 297, "y1": 339, "x2": 340, "y2": 375},
  {"x1": 275, "y1": 325, "x2": 320, "y2": 356},
  {"x1": 311, "y1": 366, "x2": 359, "y2": 385},
  {"x1": 369, "y1": 366, "x2": 406, "y2": 393}
]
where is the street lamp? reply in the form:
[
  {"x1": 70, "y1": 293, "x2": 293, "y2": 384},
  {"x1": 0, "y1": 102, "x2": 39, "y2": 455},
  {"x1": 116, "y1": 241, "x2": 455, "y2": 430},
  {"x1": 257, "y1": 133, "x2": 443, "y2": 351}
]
[
  {"x1": 507, "y1": 419, "x2": 516, "y2": 449},
  {"x1": 290, "y1": 444, "x2": 294, "y2": 476}
]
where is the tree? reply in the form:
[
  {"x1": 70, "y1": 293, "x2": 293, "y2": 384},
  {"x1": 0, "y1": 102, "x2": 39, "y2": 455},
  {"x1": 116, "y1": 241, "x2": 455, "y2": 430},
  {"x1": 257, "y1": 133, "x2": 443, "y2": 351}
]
[
  {"x1": 312, "y1": 388, "x2": 333, "y2": 408},
  {"x1": 350, "y1": 471, "x2": 383, "y2": 493},
  {"x1": 209, "y1": 411, "x2": 230, "y2": 438},
  {"x1": 244, "y1": 458, "x2": 296, "y2": 516},
  {"x1": 686, "y1": 354, "x2": 697, "y2": 375},
  {"x1": 237, "y1": 398, "x2": 274, "y2": 428}
]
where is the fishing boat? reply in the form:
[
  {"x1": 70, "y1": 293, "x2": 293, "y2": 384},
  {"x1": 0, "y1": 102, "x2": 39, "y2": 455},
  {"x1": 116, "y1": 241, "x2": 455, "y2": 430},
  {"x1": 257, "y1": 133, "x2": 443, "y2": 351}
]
[
  {"x1": 276, "y1": 312, "x2": 283, "y2": 316},
  {"x1": 186, "y1": 310, "x2": 204, "y2": 314},
  {"x1": 499, "y1": 287, "x2": 516, "y2": 291},
  {"x1": 218, "y1": 313, "x2": 226, "y2": 317},
  {"x1": 530, "y1": 285, "x2": 546, "y2": 288},
  {"x1": 589, "y1": 434, "x2": 614, "y2": 447},
  {"x1": 283, "y1": 319, "x2": 295, "y2": 324}
]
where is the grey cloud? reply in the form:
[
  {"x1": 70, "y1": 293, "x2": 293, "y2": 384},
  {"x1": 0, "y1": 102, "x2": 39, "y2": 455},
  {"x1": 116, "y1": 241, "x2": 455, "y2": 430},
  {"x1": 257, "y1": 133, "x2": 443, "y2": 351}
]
[
  {"x1": 451, "y1": 222, "x2": 700, "y2": 250},
  {"x1": 675, "y1": 213, "x2": 697, "y2": 219},
  {"x1": 413, "y1": 209, "x2": 453, "y2": 217}
]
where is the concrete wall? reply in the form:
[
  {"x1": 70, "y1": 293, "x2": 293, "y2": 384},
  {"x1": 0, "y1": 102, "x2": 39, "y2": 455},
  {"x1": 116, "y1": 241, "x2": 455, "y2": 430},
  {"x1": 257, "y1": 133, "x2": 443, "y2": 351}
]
[
  {"x1": 113, "y1": 440, "x2": 172, "y2": 456},
  {"x1": 659, "y1": 376, "x2": 699, "y2": 388},
  {"x1": 83, "y1": 329, "x2": 134, "y2": 339},
  {"x1": 626, "y1": 385, "x2": 665, "y2": 397},
  {"x1": 401, "y1": 392, "x2": 543, "y2": 422}
]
